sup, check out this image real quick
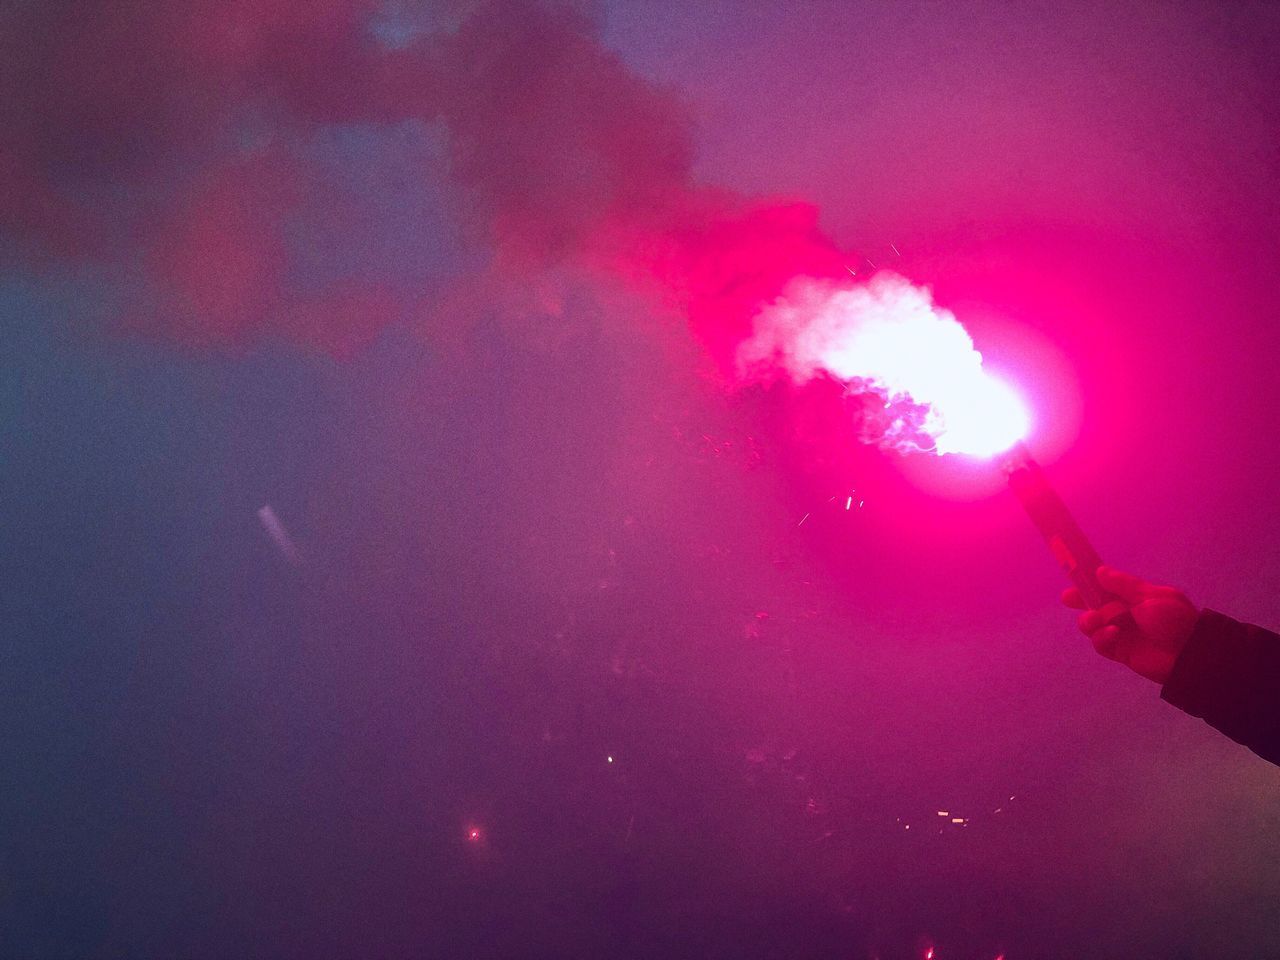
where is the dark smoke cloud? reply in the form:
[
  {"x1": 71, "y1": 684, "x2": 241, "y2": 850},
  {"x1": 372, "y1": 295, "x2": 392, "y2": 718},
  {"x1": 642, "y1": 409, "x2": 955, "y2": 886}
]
[{"x1": 1, "y1": 0, "x2": 850, "y2": 363}]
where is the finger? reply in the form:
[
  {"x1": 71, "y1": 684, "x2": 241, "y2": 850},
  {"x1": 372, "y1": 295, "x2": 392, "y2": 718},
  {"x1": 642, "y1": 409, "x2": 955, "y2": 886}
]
[
  {"x1": 1091, "y1": 624, "x2": 1122, "y2": 661},
  {"x1": 1062, "y1": 587, "x2": 1085, "y2": 609},
  {"x1": 1097, "y1": 599, "x2": 1131, "y2": 624},
  {"x1": 1096, "y1": 566, "x2": 1149, "y2": 604},
  {"x1": 1080, "y1": 598, "x2": 1129, "y2": 634},
  {"x1": 1079, "y1": 609, "x2": 1108, "y2": 636}
]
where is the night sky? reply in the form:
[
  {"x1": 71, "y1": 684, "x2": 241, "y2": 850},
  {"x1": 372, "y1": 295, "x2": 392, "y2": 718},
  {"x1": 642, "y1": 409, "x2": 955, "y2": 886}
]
[{"x1": 3, "y1": 2, "x2": 1280, "y2": 958}]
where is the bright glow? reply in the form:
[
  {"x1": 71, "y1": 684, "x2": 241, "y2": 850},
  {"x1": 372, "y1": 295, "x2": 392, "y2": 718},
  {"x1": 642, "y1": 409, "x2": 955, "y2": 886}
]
[
  {"x1": 930, "y1": 373, "x2": 1028, "y2": 458},
  {"x1": 607, "y1": 755, "x2": 614, "y2": 763},
  {"x1": 738, "y1": 273, "x2": 1029, "y2": 457},
  {"x1": 466, "y1": 826, "x2": 482, "y2": 842}
]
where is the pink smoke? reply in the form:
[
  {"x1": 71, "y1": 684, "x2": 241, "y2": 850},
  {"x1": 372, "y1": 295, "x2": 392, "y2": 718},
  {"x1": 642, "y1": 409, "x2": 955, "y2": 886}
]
[{"x1": 3, "y1": 0, "x2": 1016, "y2": 451}]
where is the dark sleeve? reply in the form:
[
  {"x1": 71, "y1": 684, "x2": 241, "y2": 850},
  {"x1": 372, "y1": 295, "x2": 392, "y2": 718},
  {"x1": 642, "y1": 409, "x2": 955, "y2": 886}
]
[{"x1": 1161, "y1": 609, "x2": 1280, "y2": 767}]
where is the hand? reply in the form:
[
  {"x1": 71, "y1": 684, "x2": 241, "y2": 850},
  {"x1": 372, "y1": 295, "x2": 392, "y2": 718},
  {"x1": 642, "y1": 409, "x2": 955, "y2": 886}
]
[{"x1": 1062, "y1": 566, "x2": 1199, "y2": 685}]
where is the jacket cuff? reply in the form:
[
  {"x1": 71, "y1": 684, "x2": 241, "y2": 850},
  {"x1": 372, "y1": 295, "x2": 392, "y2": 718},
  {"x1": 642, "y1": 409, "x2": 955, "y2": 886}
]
[{"x1": 1160, "y1": 609, "x2": 1242, "y2": 718}]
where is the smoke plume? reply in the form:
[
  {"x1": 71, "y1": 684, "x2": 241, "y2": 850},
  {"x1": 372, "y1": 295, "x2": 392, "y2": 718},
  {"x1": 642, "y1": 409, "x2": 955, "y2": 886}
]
[
  {"x1": 2, "y1": 0, "x2": 1012, "y2": 451},
  {"x1": 0, "y1": 1, "x2": 842, "y2": 354}
]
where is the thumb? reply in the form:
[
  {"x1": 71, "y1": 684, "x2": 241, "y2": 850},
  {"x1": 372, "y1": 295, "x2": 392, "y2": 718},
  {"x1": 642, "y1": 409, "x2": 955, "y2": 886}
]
[{"x1": 1096, "y1": 566, "x2": 1148, "y2": 604}]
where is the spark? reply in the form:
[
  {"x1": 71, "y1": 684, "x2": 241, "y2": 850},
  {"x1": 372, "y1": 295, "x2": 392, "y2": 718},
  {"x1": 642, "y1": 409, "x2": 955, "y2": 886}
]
[
  {"x1": 607, "y1": 755, "x2": 614, "y2": 764},
  {"x1": 925, "y1": 949, "x2": 934, "y2": 960},
  {"x1": 937, "y1": 811, "x2": 949, "y2": 817},
  {"x1": 466, "y1": 826, "x2": 482, "y2": 843},
  {"x1": 866, "y1": 258, "x2": 877, "y2": 269},
  {"x1": 951, "y1": 818, "x2": 966, "y2": 824},
  {"x1": 798, "y1": 512, "x2": 810, "y2": 526},
  {"x1": 890, "y1": 242, "x2": 901, "y2": 257},
  {"x1": 845, "y1": 496, "x2": 852, "y2": 510},
  {"x1": 257, "y1": 504, "x2": 301, "y2": 564},
  {"x1": 845, "y1": 265, "x2": 857, "y2": 277}
]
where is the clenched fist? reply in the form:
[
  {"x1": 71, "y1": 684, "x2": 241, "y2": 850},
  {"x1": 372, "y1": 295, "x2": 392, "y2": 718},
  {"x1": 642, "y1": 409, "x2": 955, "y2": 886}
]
[{"x1": 1062, "y1": 566, "x2": 1199, "y2": 684}]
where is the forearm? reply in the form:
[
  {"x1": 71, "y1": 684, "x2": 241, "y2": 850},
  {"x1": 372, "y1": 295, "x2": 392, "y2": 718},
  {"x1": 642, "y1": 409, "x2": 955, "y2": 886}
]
[{"x1": 1161, "y1": 609, "x2": 1280, "y2": 767}]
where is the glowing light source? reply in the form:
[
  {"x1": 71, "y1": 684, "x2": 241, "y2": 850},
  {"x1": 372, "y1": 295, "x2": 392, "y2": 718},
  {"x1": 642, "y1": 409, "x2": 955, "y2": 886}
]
[
  {"x1": 930, "y1": 372, "x2": 1028, "y2": 458},
  {"x1": 466, "y1": 826, "x2": 482, "y2": 843},
  {"x1": 739, "y1": 273, "x2": 1030, "y2": 457}
]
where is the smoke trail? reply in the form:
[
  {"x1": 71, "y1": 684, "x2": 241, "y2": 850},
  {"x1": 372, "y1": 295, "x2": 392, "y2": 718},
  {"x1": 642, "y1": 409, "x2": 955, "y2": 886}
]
[
  {"x1": 0, "y1": 1, "x2": 841, "y2": 353},
  {"x1": 0, "y1": 0, "x2": 396, "y2": 352},
  {"x1": 1, "y1": 0, "x2": 1013, "y2": 452}
]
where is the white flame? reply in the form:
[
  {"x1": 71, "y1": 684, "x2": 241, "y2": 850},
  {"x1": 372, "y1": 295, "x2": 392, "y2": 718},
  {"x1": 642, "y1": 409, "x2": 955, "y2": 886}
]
[{"x1": 737, "y1": 272, "x2": 1028, "y2": 457}]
